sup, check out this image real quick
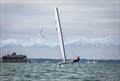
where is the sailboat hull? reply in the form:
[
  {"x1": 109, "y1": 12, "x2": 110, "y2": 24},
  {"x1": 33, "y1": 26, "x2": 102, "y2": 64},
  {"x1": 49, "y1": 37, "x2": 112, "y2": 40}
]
[{"x1": 58, "y1": 61, "x2": 74, "y2": 66}]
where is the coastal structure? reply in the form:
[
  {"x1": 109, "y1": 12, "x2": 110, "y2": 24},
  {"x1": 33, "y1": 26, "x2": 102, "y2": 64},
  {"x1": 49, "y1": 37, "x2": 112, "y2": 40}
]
[{"x1": 2, "y1": 52, "x2": 28, "y2": 63}]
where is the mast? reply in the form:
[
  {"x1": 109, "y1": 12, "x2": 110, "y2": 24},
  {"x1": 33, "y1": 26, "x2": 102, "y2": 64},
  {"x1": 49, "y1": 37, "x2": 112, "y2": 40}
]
[{"x1": 55, "y1": 7, "x2": 67, "y2": 62}]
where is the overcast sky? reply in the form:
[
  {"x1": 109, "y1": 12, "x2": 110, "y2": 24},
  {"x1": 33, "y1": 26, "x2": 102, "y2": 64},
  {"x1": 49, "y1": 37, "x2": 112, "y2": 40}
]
[{"x1": 0, "y1": 0, "x2": 120, "y2": 59}]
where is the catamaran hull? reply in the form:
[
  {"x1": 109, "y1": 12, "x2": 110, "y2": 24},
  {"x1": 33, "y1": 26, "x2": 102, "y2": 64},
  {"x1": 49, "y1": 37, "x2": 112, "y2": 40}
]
[{"x1": 58, "y1": 61, "x2": 74, "y2": 66}]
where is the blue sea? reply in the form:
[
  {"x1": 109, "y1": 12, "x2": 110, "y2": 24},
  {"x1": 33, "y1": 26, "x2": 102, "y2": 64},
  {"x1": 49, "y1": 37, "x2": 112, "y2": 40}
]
[{"x1": 0, "y1": 62, "x2": 120, "y2": 81}]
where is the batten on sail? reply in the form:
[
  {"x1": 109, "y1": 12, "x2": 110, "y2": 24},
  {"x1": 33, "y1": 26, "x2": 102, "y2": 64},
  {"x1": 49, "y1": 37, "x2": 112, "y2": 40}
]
[{"x1": 55, "y1": 7, "x2": 67, "y2": 62}]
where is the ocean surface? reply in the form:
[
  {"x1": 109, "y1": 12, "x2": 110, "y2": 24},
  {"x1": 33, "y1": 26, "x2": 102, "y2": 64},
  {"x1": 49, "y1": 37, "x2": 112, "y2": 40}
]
[{"x1": 0, "y1": 63, "x2": 120, "y2": 81}]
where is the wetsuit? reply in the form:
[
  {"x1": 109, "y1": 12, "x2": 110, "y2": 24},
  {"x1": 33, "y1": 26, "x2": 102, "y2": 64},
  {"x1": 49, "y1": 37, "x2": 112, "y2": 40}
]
[{"x1": 73, "y1": 56, "x2": 80, "y2": 63}]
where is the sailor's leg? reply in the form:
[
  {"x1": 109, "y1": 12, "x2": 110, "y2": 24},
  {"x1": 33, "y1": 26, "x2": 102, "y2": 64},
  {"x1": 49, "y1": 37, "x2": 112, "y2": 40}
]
[
  {"x1": 71, "y1": 60, "x2": 75, "y2": 64},
  {"x1": 59, "y1": 63, "x2": 61, "y2": 66}
]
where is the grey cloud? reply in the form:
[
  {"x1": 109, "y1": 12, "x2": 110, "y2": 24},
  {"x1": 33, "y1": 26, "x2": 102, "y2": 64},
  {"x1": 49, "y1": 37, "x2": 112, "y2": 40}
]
[
  {"x1": 0, "y1": 36, "x2": 120, "y2": 48},
  {"x1": 0, "y1": 0, "x2": 120, "y2": 59}
]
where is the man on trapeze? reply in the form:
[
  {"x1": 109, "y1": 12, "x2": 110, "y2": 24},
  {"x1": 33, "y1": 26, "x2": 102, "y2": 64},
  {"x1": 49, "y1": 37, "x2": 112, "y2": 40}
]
[{"x1": 72, "y1": 56, "x2": 80, "y2": 63}]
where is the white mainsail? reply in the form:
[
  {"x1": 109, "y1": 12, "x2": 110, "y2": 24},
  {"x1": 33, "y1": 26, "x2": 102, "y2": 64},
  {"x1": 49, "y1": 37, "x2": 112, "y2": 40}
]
[{"x1": 55, "y1": 7, "x2": 67, "y2": 62}]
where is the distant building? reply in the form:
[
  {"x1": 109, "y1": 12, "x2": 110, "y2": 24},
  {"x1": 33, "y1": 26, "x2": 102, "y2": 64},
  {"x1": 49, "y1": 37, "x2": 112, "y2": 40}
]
[{"x1": 2, "y1": 52, "x2": 29, "y2": 63}]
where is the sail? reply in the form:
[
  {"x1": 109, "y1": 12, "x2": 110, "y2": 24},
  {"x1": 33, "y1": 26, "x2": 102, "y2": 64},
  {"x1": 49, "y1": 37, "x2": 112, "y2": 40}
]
[{"x1": 55, "y1": 7, "x2": 67, "y2": 62}]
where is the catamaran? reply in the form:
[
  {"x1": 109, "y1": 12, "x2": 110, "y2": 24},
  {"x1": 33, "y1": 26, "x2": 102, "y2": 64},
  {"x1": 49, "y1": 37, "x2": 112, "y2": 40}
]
[{"x1": 55, "y1": 7, "x2": 80, "y2": 66}]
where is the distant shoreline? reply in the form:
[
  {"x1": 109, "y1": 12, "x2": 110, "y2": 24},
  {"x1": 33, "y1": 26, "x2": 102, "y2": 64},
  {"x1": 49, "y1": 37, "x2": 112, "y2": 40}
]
[
  {"x1": 1, "y1": 57, "x2": 120, "y2": 64},
  {"x1": 29, "y1": 58, "x2": 120, "y2": 64}
]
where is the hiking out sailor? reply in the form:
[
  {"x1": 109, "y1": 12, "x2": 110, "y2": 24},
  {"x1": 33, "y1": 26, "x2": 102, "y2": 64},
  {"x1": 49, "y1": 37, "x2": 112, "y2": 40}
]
[{"x1": 73, "y1": 56, "x2": 80, "y2": 63}]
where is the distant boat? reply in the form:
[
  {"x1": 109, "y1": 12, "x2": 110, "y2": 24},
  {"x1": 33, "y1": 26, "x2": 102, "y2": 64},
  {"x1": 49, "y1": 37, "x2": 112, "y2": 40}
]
[
  {"x1": 2, "y1": 52, "x2": 30, "y2": 63},
  {"x1": 92, "y1": 60, "x2": 96, "y2": 64},
  {"x1": 86, "y1": 60, "x2": 90, "y2": 64},
  {"x1": 85, "y1": 60, "x2": 96, "y2": 64}
]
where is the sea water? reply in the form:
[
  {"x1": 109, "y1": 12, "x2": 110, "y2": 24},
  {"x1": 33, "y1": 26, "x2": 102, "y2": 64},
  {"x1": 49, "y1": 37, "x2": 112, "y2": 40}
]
[{"x1": 0, "y1": 63, "x2": 120, "y2": 81}]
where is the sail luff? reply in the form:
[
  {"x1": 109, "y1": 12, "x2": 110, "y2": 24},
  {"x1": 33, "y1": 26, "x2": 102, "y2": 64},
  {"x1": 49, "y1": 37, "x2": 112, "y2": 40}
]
[{"x1": 55, "y1": 7, "x2": 67, "y2": 62}]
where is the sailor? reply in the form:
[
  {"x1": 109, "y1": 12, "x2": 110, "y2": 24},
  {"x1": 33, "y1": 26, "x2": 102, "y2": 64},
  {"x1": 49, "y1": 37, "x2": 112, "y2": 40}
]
[{"x1": 72, "y1": 56, "x2": 80, "y2": 63}]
